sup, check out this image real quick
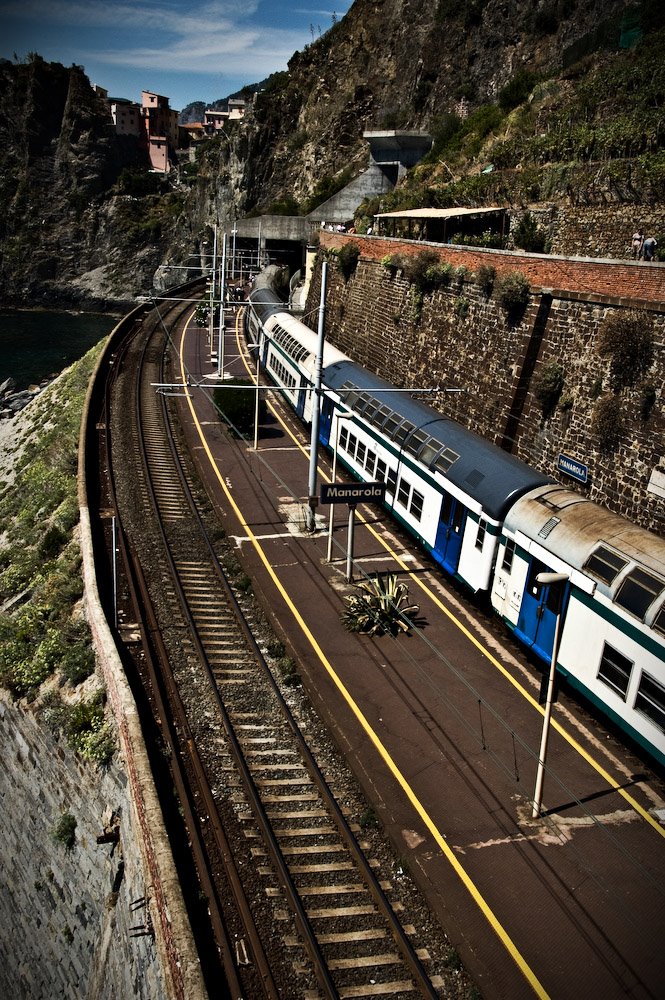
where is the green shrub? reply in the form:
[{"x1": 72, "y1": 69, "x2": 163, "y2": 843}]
[
  {"x1": 342, "y1": 573, "x2": 420, "y2": 637},
  {"x1": 512, "y1": 212, "x2": 548, "y2": 253},
  {"x1": 213, "y1": 379, "x2": 267, "y2": 437},
  {"x1": 476, "y1": 264, "x2": 496, "y2": 294},
  {"x1": 52, "y1": 813, "x2": 77, "y2": 850},
  {"x1": 596, "y1": 310, "x2": 655, "y2": 391},
  {"x1": 277, "y1": 655, "x2": 300, "y2": 687},
  {"x1": 499, "y1": 70, "x2": 540, "y2": 111},
  {"x1": 533, "y1": 361, "x2": 565, "y2": 417},
  {"x1": 336, "y1": 242, "x2": 360, "y2": 280},
  {"x1": 66, "y1": 694, "x2": 115, "y2": 766},
  {"x1": 495, "y1": 271, "x2": 530, "y2": 311},
  {"x1": 591, "y1": 395, "x2": 625, "y2": 450}
]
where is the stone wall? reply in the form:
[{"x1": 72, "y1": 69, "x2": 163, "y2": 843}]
[
  {"x1": 528, "y1": 204, "x2": 665, "y2": 261},
  {"x1": 0, "y1": 691, "x2": 167, "y2": 1000},
  {"x1": 308, "y1": 235, "x2": 665, "y2": 537}
]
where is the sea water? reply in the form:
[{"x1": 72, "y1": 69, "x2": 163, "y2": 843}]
[{"x1": 0, "y1": 309, "x2": 117, "y2": 392}]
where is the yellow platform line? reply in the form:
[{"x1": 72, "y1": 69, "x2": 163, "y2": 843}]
[{"x1": 180, "y1": 311, "x2": 550, "y2": 998}]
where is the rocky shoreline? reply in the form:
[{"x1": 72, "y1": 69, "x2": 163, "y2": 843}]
[{"x1": 0, "y1": 376, "x2": 54, "y2": 419}]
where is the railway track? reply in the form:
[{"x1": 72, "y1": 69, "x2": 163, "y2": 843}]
[{"x1": 104, "y1": 298, "x2": 451, "y2": 998}]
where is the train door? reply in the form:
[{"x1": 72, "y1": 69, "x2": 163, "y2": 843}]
[
  {"x1": 515, "y1": 558, "x2": 569, "y2": 664},
  {"x1": 319, "y1": 396, "x2": 334, "y2": 447},
  {"x1": 434, "y1": 491, "x2": 466, "y2": 574}
]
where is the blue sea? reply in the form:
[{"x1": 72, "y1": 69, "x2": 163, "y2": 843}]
[{"x1": 0, "y1": 309, "x2": 117, "y2": 392}]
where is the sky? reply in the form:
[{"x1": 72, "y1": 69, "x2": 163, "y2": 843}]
[{"x1": 1, "y1": 0, "x2": 353, "y2": 110}]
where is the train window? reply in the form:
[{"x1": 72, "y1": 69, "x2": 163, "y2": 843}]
[
  {"x1": 365, "y1": 450, "x2": 376, "y2": 475},
  {"x1": 387, "y1": 467, "x2": 398, "y2": 495},
  {"x1": 418, "y1": 442, "x2": 439, "y2": 466},
  {"x1": 410, "y1": 490, "x2": 424, "y2": 522},
  {"x1": 374, "y1": 405, "x2": 393, "y2": 429},
  {"x1": 376, "y1": 458, "x2": 387, "y2": 482},
  {"x1": 339, "y1": 426, "x2": 349, "y2": 451},
  {"x1": 475, "y1": 521, "x2": 486, "y2": 551},
  {"x1": 355, "y1": 392, "x2": 372, "y2": 412},
  {"x1": 347, "y1": 432, "x2": 358, "y2": 457},
  {"x1": 363, "y1": 398, "x2": 381, "y2": 421},
  {"x1": 393, "y1": 420, "x2": 416, "y2": 446},
  {"x1": 356, "y1": 441, "x2": 367, "y2": 466},
  {"x1": 397, "y1": 478, "x2": 411, "y2": 508},
  {"x1": 440, "y1": 492, "x2": 453, "y2": 525},
  {"x1": 584, "y1": 545, "x2": 628, "y2": 585},
  {"x1": 654, "y1": 605, "x2": 665, "y2": 637},
  {"x1": 597, "y1": 643, "x2": 632, "y2": 699},
  {"x1": 615, "y1": 568, "x2": 665, "y2": 620},
  {"x1": 634, "y1": 672, "x2": 665, "y2": 734},
  {"x1": 501, "y1": 538, "x2": 516, "y2": 571},
  {"x1": 432, "y1": 447, "x2": 460, "y2": 474},
  {"x1": 382, "y1": 413, "x2": 402, "y2": 438},
  {"x1": 405, "y1": 428, "x2": 429, "y2": 457}
]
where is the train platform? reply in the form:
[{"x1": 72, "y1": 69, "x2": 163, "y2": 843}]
[{"x1": 172, "y1": 306, "x2": 665, "y2": 1000}]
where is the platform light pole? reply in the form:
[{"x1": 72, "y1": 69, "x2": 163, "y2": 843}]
[
  {"x1": 217, "y1": 233, "x2": 227, "y2": 378},
  {"x1": 306, "y1": 261, "x2": 328, "y2": 533},
  {"x1": 532, "y1": 572, "x2": 569, "y2": 818}
]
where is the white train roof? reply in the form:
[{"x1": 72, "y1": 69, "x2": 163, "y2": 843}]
[
  {"x1": 505, "y1": 484, "x2": 665, "y2": 591},
  {"x1": 265, "y1": 311, "x2": 350, "y2": 372}
]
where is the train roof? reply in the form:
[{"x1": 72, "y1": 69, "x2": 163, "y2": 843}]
[
  {"x1": 323, "y1": 360, "x2": 551, "y2": 521},
  {"x1": 504, "y1": 484, "x2": 665, "y2": 599}
]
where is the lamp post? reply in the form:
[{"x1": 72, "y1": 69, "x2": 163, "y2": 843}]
[
  {"x1": 306, "y1": 261, "x2": 328, "y2": 533},
  {"x1": 217, "y1": 233, "x2": 227, "y2": 378},
  {"x1": 247, "y1": 342, "x2": 261, "y2": 451},
  {"x1": 532, "y1": 571, "x2": 569, "y2": 819},
  {"x1": 326, "y1": 410, "x2": 353, "y2": 562}
]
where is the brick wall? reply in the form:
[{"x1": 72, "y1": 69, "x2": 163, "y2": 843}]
[{"x1": 308, "y1": 236, "x2": 665, "y2": 536}]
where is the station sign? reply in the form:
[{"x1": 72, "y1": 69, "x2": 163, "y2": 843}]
[
  {"x1": 557, "y1": 453, "x2": 588, "y2": 484},
  {"x1": 320, "y1": 481, "x2": 386, "y2": 505}
]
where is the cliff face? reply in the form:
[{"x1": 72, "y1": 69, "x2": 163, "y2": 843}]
[
  {"x1": 0, "y1": 57, "x2": 177, "y2": 308},
  {"x1": 238, "y1": 0, "x2": 630, "y2": 211}
]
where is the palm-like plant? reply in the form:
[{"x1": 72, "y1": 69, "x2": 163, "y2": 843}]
[{"x1": 341, "y1": 573, "x2": 420, "y2": 637}]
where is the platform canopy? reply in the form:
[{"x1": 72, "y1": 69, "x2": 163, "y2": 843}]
[{"x1": 373, "y1": 206, "x2": 507, "y2": 242}]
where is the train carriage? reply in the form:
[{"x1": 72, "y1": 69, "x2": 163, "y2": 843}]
[
  {"x1": 492, "y1": 485, "x2": 665, "y2": 767},
  {"x1": 319, "y1": 361, "x2": 551, "y2": 593}
]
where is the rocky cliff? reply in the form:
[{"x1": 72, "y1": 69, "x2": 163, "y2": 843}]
[{"x1": 0, "y1": 56, "x2": 179, "y2": 308}]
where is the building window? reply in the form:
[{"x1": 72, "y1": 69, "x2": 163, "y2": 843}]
[
  {"x1": 615, "y1": 568, "x2": 665, "y2": 620},
  {"x1": 597, "y1": 643, "x2": 633, "y2": 700},
  {"x1": 501, "y1": 538, "x2": 516, "y2": 572},
  {"x1": 634, "y1": 672, "x2": 665, "y2": 734}
]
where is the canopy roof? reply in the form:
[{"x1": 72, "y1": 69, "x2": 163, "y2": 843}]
[{"x1": 374, "y1": 207, "x2": 504, "y2": 219}]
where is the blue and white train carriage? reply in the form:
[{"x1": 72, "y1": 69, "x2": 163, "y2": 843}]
[
  {"x1": 492, "y1": 484, "x2": 665, "y2": 766},
  {"x1": 319, "y1": 362, "x2": 550, "y2": 593}
]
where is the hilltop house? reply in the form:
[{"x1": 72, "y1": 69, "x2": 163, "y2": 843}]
[{"x1": 107, "y1": 90, "x2": 180, "y2": 173}]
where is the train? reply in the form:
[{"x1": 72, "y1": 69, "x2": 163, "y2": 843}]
[{"x1": 244, "y1": 267, "x2": 665, "y2": 770}]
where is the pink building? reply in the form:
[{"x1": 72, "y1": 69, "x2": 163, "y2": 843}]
[{"x1": 107, "y1": 90, "x2": 180, "y2": 173}]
